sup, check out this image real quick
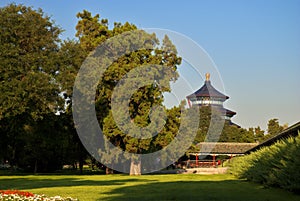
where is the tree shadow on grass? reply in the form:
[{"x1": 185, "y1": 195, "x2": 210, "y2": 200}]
[
  {"x1": 98, "y1": 180, "x2": 300, "y2": 201},
  {"x1": 0, "y1": 177, "x2": 157, "y2": 190}
]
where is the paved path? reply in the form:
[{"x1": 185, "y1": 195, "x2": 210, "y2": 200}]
[{"x1": 184, "y1": 167, "x2": 228, "y2": 174}]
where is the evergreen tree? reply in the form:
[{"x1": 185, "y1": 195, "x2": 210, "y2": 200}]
[
  {"x1": 240, "y1": 128, "x2": 255, "y2": 143},
  {"x1": 75, "y1": 10, "x2": 181, "y2": 174},
  {"x1": 254, "y1": 126, "x2": 265, "y2": 142},
  {"x1": 267, "y1": 118, "x2": 284, "y2": 138}
]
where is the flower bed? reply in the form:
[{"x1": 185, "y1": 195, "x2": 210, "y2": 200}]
[{"x1": 0, "y1": 190, "x2": 78, "y2": 201}]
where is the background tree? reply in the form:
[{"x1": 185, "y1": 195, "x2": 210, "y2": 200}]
[
  {"x1": 57, "y1": 40, "x2": 87, "y2": 99},
  {"x1": 239, "y1": 128, "x2": 255, "y2": 143},
  {"x1": 221, "y1": 123, "x2": 242, "y2": 142},
  {"x1": 254, "y1": 126, "x2": 265, "y2": 142},
  {"x1": 193, "y1": 106, "x2": 248, "y2": 143},
  {"x1": 194, "y1": 106, "x2": 212, "y2": 143},
  {"x1": 267, "y1": 118, "x2": 284, "y2": 138}
]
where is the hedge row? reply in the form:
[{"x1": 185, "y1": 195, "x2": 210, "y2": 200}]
[{"x1": 229, "y1": 132, "x2": 300, "y2": 193}]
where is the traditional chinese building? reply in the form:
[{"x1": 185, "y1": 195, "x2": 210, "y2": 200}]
[{"x1": 186, "y1": 73, "x2": 236, "y2": 122}]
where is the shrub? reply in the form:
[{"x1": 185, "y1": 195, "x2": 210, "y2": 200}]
[{"x1": 229, "y1": 133, "x2": 300, "y2": 193}]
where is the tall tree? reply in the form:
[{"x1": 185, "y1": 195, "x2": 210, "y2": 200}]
[
  {"x1": 0, "y1": 4, "x2": 64, "y2": 120},
  {"x1": 75, "y1": 10, "x2": 181, "y2": 175},
  {"x1": 0, "y1": 4, "x2": 65, "y2": 169},
  {"x1": 194, "y1": 106, "x2": 212, "y2": 143},
  {"x1": 267, "y1": 118, "x2": 284, "y2": 137}
]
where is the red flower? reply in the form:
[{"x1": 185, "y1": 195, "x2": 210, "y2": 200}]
[{"x1": 0, "y1": 189, "x2": 35, "y2": 197}]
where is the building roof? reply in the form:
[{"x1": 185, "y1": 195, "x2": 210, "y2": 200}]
[
  {"x1": 224, "y1": 108, "x2": 236, "y2": 117},
  {"x1": 186, "y1": 76, "x2": 229, "y2": 100},
  {"x1": 245, "y1": 121, "x2": 300, "y2": 154},
  {"x1": 193, "y1": 142, "x2": 259, "y2": 155}
]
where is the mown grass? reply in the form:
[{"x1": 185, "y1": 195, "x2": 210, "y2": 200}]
[{"x1": 0, "y1": 174, "x2": 299, "y2": 201}]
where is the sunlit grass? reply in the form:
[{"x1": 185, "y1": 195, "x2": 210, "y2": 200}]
[{"x1": 0, "y1": 174, "x2": 299, "y2": 201}]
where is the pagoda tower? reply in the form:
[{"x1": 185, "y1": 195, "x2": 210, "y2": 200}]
[{"x1": 186, "y1": 73, "x2": 236, "y2": 122}]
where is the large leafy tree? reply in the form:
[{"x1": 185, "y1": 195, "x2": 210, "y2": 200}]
[
  {"x1": 0, "y1": 4, "x2": 65, "y2": 170},
  {"x1": 0, "y1": 4, "x2": 64, "y2": 119},
  {"x1": 75, "y1": 10, "x2": 181, "y2": 174}
]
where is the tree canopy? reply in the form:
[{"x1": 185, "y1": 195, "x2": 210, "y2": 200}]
[
  {"x1": 0, "y1": 4, "x2": 86, "y2": 173},
  {"x1": 0, "y1": 4, "x2": 63, "y2": 120},
  {"x1": 73, "y1": 10, "x2": 182, "y2": 174}
]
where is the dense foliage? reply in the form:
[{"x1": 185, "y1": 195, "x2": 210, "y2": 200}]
[
  {"x1": 0, "y1": 4, "x2": 182, "y2": 174},
  {"x1": 0, "y1": 4, "x2": 75, "y2": 173},
  {"x1": 229, "y1": 132, "x2": 300, "y2": 193},
  {"x1": 193, "y1": 106, "x2": 267, "y2": 144},
  {"x1": 0, "y1": 4, "x2": 63, "y2": 120}
]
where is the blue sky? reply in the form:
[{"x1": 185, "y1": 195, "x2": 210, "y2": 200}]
[{"x1": 1, "y1": 0, "x2": 300, "y2": 130}]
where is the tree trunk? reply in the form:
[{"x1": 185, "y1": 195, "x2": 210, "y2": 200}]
[
  {"x1": 130, "y1": 158, "x2": 141, "y2": 175},
  {"x1": 34, "y1": 159, "x2": 38, "y2": 174},
  {"x1": 79, "y1": 159, "x2": 83, "y2": 174}
]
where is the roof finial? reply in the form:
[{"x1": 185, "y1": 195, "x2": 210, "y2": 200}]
[{"x1": 205, "y1": 73, "x2": 210, "y2": 81}]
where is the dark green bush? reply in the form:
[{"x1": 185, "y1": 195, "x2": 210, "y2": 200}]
[{"x1": 229, "y1": 132, "x2": 300, "y2": 193}]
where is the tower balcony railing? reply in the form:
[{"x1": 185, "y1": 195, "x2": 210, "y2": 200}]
[
  {"x1": 191, "y1": 100, "x2": 224, "y2": 106},
  {"x1": 177, "y1": 160, "x2": 222, "y2": 169}
]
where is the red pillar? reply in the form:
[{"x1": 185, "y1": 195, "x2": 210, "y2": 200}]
[
  {"x1": 187, "y1": 99, "x2": 192, "y2": 108},
  {"x1": 196, "y1": 154, "x2": 198, "y2": 167}
]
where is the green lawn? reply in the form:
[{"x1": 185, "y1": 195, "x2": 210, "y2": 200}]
[{"x1": 0, "y1": 174, "x2": 299, "y2": 201}]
